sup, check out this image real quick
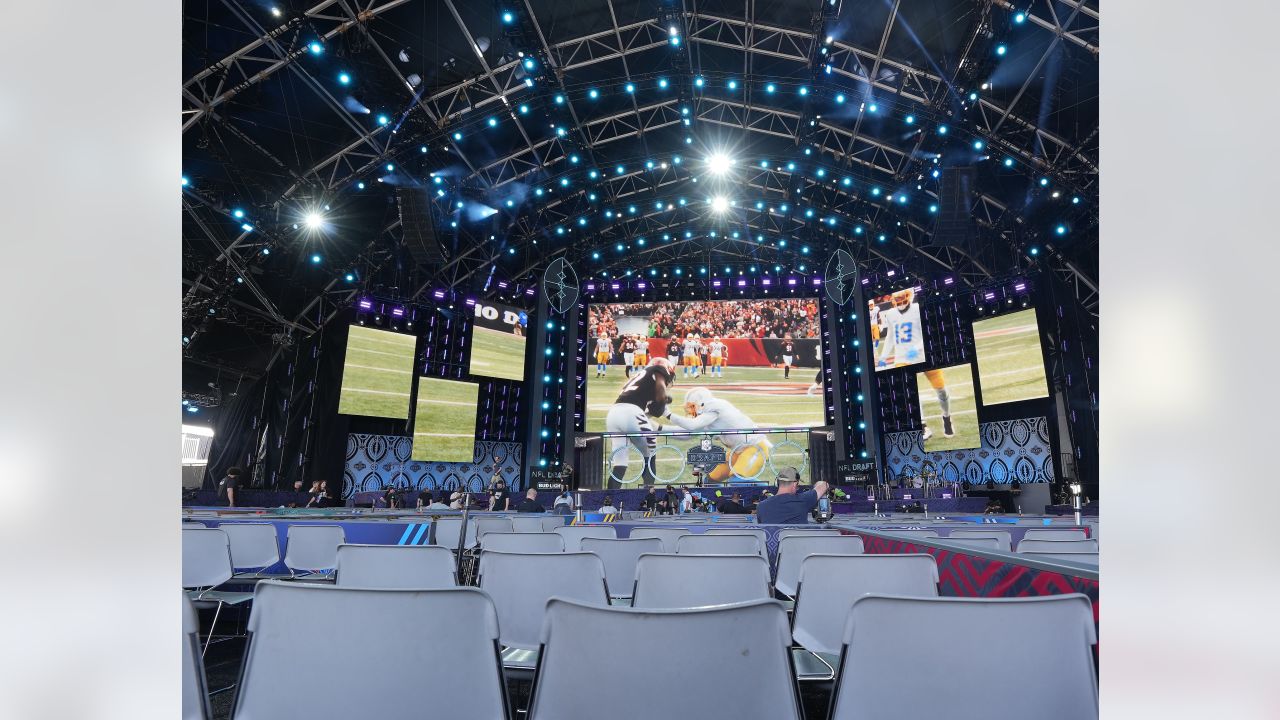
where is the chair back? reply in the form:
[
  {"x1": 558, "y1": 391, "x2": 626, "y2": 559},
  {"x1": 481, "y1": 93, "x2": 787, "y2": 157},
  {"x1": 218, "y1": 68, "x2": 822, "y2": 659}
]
[
  {"x1": 478, "y1": 551, "x2": 607, "y2": 649},
  {"x1": 233, "y1": 582, "x2": 508, "y2": 719},
  {"x1": 540, "y1": 516, "x2": 568, "y2": 532},
  {"x1": 335, "y1": 544, "x2": 456, "y2": 588},
  {"x1": 218, "y1": 522, "x2": 281, "y2": 570},
  {"x1": 181, "y1": 593, "x2": 212, "y2": 720},
  {"x1": 830, "y1": 594, "x2": 1097, "y2": 720},
  {"x1": 431, "y1": 517, "x2": 477, "y2": 549},
  {"x1": 475, "y1": 516, "x2": 514, "y2": 537},
  {"x1": 947, "y1": 529, "x2": 1012, "y2": 552},
  {"x1": 882, "y1": 529, "x2": 939, "y2": 539},
  {"x1": 528, "y1": 598, "x2": 801, "y2": 720},
  {"x1": 480, "y1": 532, "x2": 565, "y2": 554},
  {"x1": 940, "y1": 537, "x2": 1001, "y2": 551},
  {"x1": 627, "y1": 527, "x2": 691, "y2": 552},
  {"x1": 776, "y1": 528, "x2": 843, "y2": 542},
  {"x1": 182, "y1": 528, "x2": 233, "y2": 589},
  {"x1": 632, "y1": 554, "x2": 770, "y2": 609},
  {"x1": 511, "y1": 516, "x2": 548, "y2": 533},
  {"x1": 1017, "y1": 538, "x2": 1099, "y2": 553},
  {"x1": 774, "y1": 535, "x2": 865, "y2": 597},
  {"x1": 1022, "y1": 528, "x2": 1088, "y2": 541},
  {"x1": 792, "y1": 554, "x2": 939, "y2": 655},
  {"x1": 554, "y1": 525, "x2": 618, "y2": 548},
  {"x1": 1020, "y1": 551, "x2": 1099, "y2": 566},
  {"x1": 283, "y1": 525, "x2": 346, "y2": 573},
  {"x1": 675, "y1": 533, "x2": 761, "y2": 557},
  {"x1": 579, "y1": 537, "x2": 663, "y2": 598}
]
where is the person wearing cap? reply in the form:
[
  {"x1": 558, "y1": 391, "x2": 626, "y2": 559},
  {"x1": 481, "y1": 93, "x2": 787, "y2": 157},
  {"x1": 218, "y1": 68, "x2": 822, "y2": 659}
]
[{"x1": 756, "y1": 467, "x2": 830, "y2": 524}]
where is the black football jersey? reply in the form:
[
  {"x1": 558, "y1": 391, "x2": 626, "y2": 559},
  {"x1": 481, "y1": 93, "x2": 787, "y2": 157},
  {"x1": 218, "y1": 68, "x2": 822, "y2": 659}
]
[
  {"x1": 783, "y1": 342, "x2": 795, "y2": 354},
  {"x1": 615, "y1": 365, "x2": 670, "y2": 416},
  {"x1": 667, "y1": 341, "x2": 681, "y2": 355}
]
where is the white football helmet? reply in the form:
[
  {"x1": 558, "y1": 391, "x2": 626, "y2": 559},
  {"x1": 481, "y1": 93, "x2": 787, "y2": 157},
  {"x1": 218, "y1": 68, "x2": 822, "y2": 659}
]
[{"x1": 684, "y1": 386, "x2": 713, "y2": 417}]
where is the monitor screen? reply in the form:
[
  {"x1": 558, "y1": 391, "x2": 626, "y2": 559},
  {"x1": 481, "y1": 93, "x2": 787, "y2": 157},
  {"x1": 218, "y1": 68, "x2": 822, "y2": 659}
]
[
  {"x1": 336, "y1": 325, "x2": 416, "y2": 419},
  {"x1": 584, "y1": 298, "x2": 825, "y2": 435},
  {"x1": 468, "y1": 299, "x2": 529, "y2": 382},
  {"x1": 411, "y1": 377, "x2": 479, "y2": 462},
  {"x1": 868, "y1": 287, "x2": 927, "y2": 371},
  {"x1": 915, "y1": 364, "x2": 981, "y2": 452},
  {"x1": 972, "y1": 308, "x2": 1050, "y2": 405}
]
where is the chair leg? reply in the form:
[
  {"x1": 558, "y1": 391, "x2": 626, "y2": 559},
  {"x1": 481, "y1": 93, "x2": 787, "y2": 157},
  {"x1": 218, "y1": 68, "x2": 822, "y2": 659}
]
[{"x1": 202, "y1": 600, "x2": 224, "y2": 657}]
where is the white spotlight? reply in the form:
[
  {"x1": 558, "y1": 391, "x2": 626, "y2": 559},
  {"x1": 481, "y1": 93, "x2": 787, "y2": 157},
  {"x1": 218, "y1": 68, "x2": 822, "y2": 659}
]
[
  {"x1": 305, "y1": 212, "x2": 325, "y2": 229},
  {"x1": 706, "y1": 153, "x2": 733, "y2": 175},
  {"x1": 710, "y1": 196, "x2": 729, "y2": 213}
]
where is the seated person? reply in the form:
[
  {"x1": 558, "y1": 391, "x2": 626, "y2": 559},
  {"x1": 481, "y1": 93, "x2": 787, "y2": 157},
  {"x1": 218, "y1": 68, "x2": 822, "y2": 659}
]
[
  {"x1": 598, "y1": 496, "x2": 619, "y2": 514},
  {"x1": 449, "y1": 487, "x2": 466, "y2": 510},
  {"x1": 756, "y1": 468, "x2": 830, "y2": 524},
  {"x1": 516, "y1": 488, "x2": 546, "y2": 513},
  {"x1": 717, "y1": 493, "x2": 748, "y2": 514},
  {"x1": 984, "y1": 499, "x2": 1003, "y2": 514},
  {"x1": 639, "y1": 487, "x2": 659, "y2": 513}
]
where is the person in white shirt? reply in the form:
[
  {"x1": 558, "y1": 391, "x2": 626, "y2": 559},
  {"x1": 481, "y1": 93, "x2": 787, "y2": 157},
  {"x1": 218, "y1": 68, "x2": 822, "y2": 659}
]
[
  {"x1": 679, "y1": 490, "x2": 694, "y2": 513},
  {"x1": 595, "y1": 334, "x2": 614, "y2": 377},
  {"x1": 707, "y1": 338, "x2": 727, "y2": 378},
  {"x1": 599, "y1": 496, "x2": 619, "y2": 514}
]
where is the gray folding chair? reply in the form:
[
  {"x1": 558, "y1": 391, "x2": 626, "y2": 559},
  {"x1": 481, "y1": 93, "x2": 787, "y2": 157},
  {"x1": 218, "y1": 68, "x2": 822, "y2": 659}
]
[
  {"x1": 632, "y1": 553, "x2": 771, "y2": 609},
  {"x1": 527, "y1": 598, "x2": 801, "y2": 720},
  {"x1": 431, "y1": 517, "x2": 478, "y2": 550},
  {"x1": 1020, "y1": 551, "x2": 1099, "y2": 566},
  {"x1": 540, "y1": 516, "x2": 568, "y2": 532},
  {"x1": 511, "y1": 516, "x2": 548, "y2": 533},
  {"x1": 627, "y1": 527, "x2": 691, "y2": 552},
  {"x1": 774, "y1": 535, "x2": 865, "y2": 598},
  {"x1": 579, "y1": 537, "x2": 664, "y2": 601},
  {"x1": 830, "y1": 594, "x2": 1097, "y2": 719},
  {"x1": 1017, "y1": 538, "x2": 1099, "y2": 553},
  {"x1": 791, "y1": 554, "x2": 939, "y2": 680},
  {"x1": 939, "y1": 536, "x2": 1002, "y2": 551},
  {"x1": 1022, "y1": 528, "x2": 1089, "y2": 541},
  {"x1": 776, "y1": 528, "x2": 843, "y2": 542},
  {"x1": 478, "y1": 551, "x2": 608, "y2": 670},
  {"x1": 218, "y1": 522, "x2": 282, "y2": 578},
  {"x1": 705, "y1": 528, "x2": 769, "y2": 560},
  {"x1": 182, "y1": 528, "x2": 254, "y2": 655},
  {"x1": 282, "y1": 525, "x2": 345, "y2": 578},
  {"x1": 675, "y1": 532, "x2": 762, "y2": 557},
  {"x1": 181, "y1": 593, "x2": 212, "y2": 720},
  {"x1": 947, "y1": 529, "x2": 1013, "y2": 552},
  {"x1": 335, "y1": 544, "x2": 456, "y2": 588},
  {"x1": 554, "y1": 525, "x2": 618, "y2": 548},
  {"x1": 232, "y1": 582, "x2": 510, "y2": 719},
  {"x1": 881, "y1": 529, "x2": 939, "y2": 540},
  {"x1": 480, "y1": 532, "x2": 565, "y2": 554},
  {"x1": 475, "y1": 516, "x2": 514, "y2": 538}
]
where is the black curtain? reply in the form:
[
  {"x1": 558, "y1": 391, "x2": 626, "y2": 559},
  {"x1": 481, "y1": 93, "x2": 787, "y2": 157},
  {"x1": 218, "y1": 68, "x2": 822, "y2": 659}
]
[{"x1": 201, "y1": 376, "x2": 268, "y2": 490}]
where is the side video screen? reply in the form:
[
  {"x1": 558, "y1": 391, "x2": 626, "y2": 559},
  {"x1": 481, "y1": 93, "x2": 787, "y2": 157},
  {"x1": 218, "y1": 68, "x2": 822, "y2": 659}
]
[
  {"x1": 973, "y1": 308, "x2": 1050, "y2": 405},
  {"x1": 337, "y1": 325, "x2": 416, "y2": 419},
  {"x1": 869, "y1": 287, "x2": 927, "y2": 372}
]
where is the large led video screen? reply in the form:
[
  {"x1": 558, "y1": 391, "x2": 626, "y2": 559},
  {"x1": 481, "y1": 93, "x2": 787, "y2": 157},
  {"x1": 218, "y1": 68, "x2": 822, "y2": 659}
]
[
  {"x1": 411, "y1": 377, "x2": 479, "y2": 462},
  {"x1": 869, "y1": 286, "x2": 927, "y2": 371},
  {"x1": 973, "y1": 308, "x2": 1050, "y2": 405},
  {"x1": 468, "y1": 299, "x2": 529, "y2": 382},
  {"x1": 915, "y1": 364, "x2": 981, "y2": 452},
  {"x1": 337, "y1": 325, "x2": 417, "y2": 418},
  {"x1": 585, "y1": 299, "x2": 825, "y2": 437}
]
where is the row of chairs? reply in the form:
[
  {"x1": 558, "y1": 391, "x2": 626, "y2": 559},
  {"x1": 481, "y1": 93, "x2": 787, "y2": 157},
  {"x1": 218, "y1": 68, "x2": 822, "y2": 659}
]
[
  {"x1": 877, "y1": 528, "x2": 1099, "y2": 562},
  {"x1": 185, "y1": 582, "x2": 1098, "y2": 719}
]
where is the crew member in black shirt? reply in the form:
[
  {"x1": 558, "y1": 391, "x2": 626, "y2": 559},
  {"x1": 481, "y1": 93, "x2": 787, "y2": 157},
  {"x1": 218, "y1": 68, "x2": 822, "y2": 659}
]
[
  {"x1": 717, "y1": 492, "x2": 748, "y2": 514},
  {"x1": 488, "y1": 479, "x2": 511, "y2": 511},
  {"x1": 639, "y1": 487, "x2": 659, "y2": 513},
  {"x1": 216, "y1": 467, "x2": 243, "y2": 507},
  {"x1": 516, "y1": 488, "x2": 545, "y2": 513}
]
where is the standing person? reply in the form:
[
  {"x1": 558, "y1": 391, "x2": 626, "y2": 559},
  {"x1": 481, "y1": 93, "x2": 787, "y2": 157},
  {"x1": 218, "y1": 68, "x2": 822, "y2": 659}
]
[
  {"x1": 639, "y1": 487, "x2": 659, "y2": 513},
  {"x1": 682, "y1": 334, "x2": 701, "y2": 378},
  {"x1": 633, "y1": 336, "x2": 649, "y2": 376},
  {"x1": 756, "y1": 467, "x2": 830, "y2": 524},
  {"x1": 919, "y1": 368, "x2": 954, "y2": 440},
  {"x1": 666, "y1": 336, "x2": 681, "y2": 367},
  {"x1": 488, "y1": 479, "x2": 511, "y2": 511},
  {"x1": 216, "y1": 467, "x2": 243, "y2": 507},
  {"x1": 605, "y1": 357, "x2": 677, "y2": 488},
  {"x1": 807, "y1": 343, "x2": 823, "y2": 396},
  {"x1": 877, "y1": 288, "x2": 924, "y2": 369},
  {"x1": 781, "y1": 337, "x2": 795, "y2": 379},
  {"x1": 594, "y1": 333, "x2": 613, "y2": 378},
  {"x1": 516, "y1": 488, "x2": 546, "y2": 513},
  {"x1": 621, "y1": 335, "x2": 637, "y2": 378},
  {"x1": 707, "y1": 337, "x2": 727, "y2": 378},
  {"x1": 679, "y1": 488, "x2": 694, "y2": 514}
]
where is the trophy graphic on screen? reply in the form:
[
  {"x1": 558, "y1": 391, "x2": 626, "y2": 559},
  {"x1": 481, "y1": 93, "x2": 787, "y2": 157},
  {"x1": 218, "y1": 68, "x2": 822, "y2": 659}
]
[
  {"x1": 543, "y1": 258, "x2": 579, "y2": 314},
  {"x1": 825, "y1": 249, "x2": 859, "y2": 306}
]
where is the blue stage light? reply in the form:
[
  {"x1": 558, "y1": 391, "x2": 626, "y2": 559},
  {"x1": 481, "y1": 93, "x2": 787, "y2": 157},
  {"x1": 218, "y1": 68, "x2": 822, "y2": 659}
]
[
  {"x1": 589, "y1": 88, "x2": 599, "y2": 99},
  {"x1": 938, "y1": 125, "x2": 948, "y2": 134},
  {"x1": 973, "y1": 140, "x2": 984, "y2": 150},
  {"x1": 969, "y1": 92, "x2": 978, "y2": 101},
  {"x1": 658, "y1": 78, "x2": 669, "y2": 89},
  {"x1": 453, "y1": 131, "x2": 462, "y2": 140},
  {"x1": 695, "y1": 76, "x2": 704, "y2": 87},
  {"x1": 556, "y1": 127, "x2": 566, "y2": 136},
  {"x1": 345, "y1": 273, "x2": 355, "y2": 282},
  {"x1": 523, "y1": 58, "x2": 536, "y2": 71},
  {"x1": 929, "y1": 204, "x2": 938, "y2": 213},
  {"x1": 673, "y1": 155, "x2": 682, "y2": 164},
  {"x1": 311, "y1": 254, "x2": 322, "y2": 263},
  {"x1": 232, "y1": 209, "x2": 245, "y2": 219},
  {"x1": 870, "y1": 187, "x2": 880, "y2": 196},
  {"x1": 519, "y1": 104, "x2": 529, "y2": 114},
  {"x1": 727, "y1": 79, "x2": 738, "y2": 90},
  {"x1": 1014, "y1": 12, "x2": 1026, "y2": 23},
  {"x1": 488, "y1": 117, "x2": 498, "y2": 128},
  {"x1": 932, "y1": 169, "x2": 940, "y2": 178},
  {"x1": 592, "y1": 251, "x2": 600, "y2": 259},
  {"x1": 996, "y1": 44, "x2": 1007, "y2": 56},
  {"x1": 868, "y1": 103, "x2": 877, "y2": 112},
  {"x1": 625, "y1": 83, "x2": 634, "y2": 93},
  {"x1": 1029, "y1": 247, "x2": 1039, "y2": 255},
  {"x1": 670, "y1": 36, "x2": 680, "y2": 46},
  {"x1": 1056, "y1": 225, "x2": 1067, "y2": 235},
  {"x1": 555, "y1": 94, "x2": 564, "y2": 104},
  {"x1": 338, "y1": 72, "x2": 351, "y2": 85},
  {"x1": 502, "y1": 11, "x2": 515, "y2": 23},
  {"x1": 377, "y1": 115, "x2": 389, "y2": 126},
  {"x1": 898, "y1": 195, "x2": 907, "y2": 204},
  {"x1": 765, "y1": 83, "x2": 776, "y2": 93},
  {"x1": 855, "y1": 226, "x2": 863, "y2": 234},
  {"x1": 799, "y1": 86, "x2": 808, "y2": 96},
  {"x1": 357, "y1": 181, "x2": 365, "y2": 189},
  {"x1": 905, "y1": 115, "x2": 915, "y2": 124},
  {"x1": 1040, "y1": 177, "x2": 1049, "y2": 186},
  {"x1": 835, "y1": 94, "x2": 845, "y2": 104},
  {"x1": 578, "y1": 217, "x2": 587, "y2": 226},
  {"x1": 1004, "y1": 157, "x2": 1014, "y2": 167},
  {"x1": 309, "y1": 42, "x2": 323, "y2": 54},
  {"x1": 181, "y1": 176, "x2": 189, "y2": 187},
  {"x1": 1072, "y1": 196, "x2": 1081, "y2": 204}
]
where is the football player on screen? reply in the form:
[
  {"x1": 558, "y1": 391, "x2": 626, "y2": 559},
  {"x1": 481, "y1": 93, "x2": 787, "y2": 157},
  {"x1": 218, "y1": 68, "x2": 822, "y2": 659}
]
[
  {"x1": 919, "y1": 368, "x2": 955, "y2": 440},
  {"x1": 659, "y1": 387, "x2": 773, "y2": 483},
  {"x1": 707, "y1": 337, "x2": 727, "y2": 378},
  {"x1": 594, "y1": 333, "x2": 613, "y2": 378},
  {"x1": 633, "y1": 336, "x2": 649, "y2": 376},
  {"x1": 781, "y1": 337, "x2": 795, "y2": 379},
  {"x1": 605, "y1": 357, "x2": 677, "y2": 488},
  {"x1": 807, "y1": 342, "x2": 823, "y2": 396},
  {"x1": 877, "y1": 289, "x2": 925, "y2": 368},
  {"x1": 621, "y1": 335, "x2": 636, "y2": 378}
]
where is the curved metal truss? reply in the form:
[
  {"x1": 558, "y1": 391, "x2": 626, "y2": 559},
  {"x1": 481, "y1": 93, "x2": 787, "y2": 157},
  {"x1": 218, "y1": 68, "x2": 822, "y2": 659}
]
[{"x1": 182, "y1": 0, "x2": 1098, "y2": 371}]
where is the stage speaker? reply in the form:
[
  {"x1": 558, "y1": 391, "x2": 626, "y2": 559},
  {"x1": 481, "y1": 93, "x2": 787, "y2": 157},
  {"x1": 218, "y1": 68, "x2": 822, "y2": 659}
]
[
  {"x1": 397, "y1": 188, "x2": 446, "y2": 267},
  {"x1": 933, "y1": 166, "x2": 976, "y2": 248},
  {"x1": 808, "y1": 427, "x2": 836, "y2": 486},
  {"x1": 572, "y1": 434, "x2": 603, "y2": 489}
]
